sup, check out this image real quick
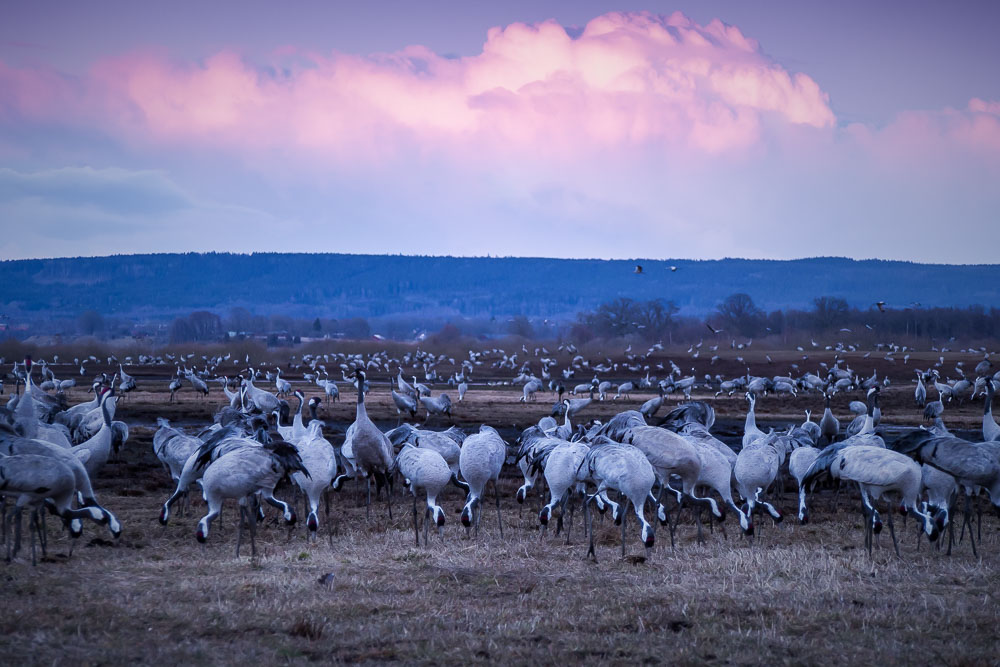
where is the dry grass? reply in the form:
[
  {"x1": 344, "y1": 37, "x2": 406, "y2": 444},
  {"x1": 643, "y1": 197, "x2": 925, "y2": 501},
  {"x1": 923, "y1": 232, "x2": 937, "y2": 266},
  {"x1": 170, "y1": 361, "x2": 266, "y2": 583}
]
[{"x1": 3, "y1": 428, "x2": 999, "y2": 665}]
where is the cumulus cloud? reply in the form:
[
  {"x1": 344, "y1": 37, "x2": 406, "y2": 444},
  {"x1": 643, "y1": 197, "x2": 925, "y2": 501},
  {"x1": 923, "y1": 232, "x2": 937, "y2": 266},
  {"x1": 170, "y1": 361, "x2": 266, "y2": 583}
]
[{"x1": 1, "y1": 11, "x2": 835, "y2": 162}]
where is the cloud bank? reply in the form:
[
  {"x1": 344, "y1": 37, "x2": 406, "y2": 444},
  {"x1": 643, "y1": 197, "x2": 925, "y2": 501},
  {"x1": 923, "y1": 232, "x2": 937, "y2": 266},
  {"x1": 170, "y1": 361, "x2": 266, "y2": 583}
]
[{"x1": 2, "y1": 12, "x2": 836, "y2": 161}]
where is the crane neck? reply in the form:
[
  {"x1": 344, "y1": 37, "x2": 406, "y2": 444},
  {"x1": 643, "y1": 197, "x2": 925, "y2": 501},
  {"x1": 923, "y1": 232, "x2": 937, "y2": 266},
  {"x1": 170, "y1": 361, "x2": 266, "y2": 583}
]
[
  {"x1": 745, "y1": 398, "x2": 757, "y2": 433},
  {"x1": 101, "y1": 392, "x2": 114, "y2": 427},
  {"x1": 356, "y1": 378, "x2": 367, "y2": 420}
]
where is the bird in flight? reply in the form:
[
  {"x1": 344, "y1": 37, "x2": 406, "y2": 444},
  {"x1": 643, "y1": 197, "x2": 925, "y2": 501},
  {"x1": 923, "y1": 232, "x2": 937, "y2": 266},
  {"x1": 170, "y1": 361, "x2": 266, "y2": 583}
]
[
  {"x1": 875, "y1": 301, "x2": 886, "y2": 312},
  {"x1": 705, "y1": 323, "x2": 724, "y2": 335}
]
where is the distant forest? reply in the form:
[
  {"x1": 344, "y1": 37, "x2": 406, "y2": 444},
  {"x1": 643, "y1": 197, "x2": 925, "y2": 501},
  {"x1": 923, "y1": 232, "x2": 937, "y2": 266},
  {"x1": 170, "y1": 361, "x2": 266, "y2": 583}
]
[{"x1": 2, "y1": 253, "x2": 1000, "y2": 344}]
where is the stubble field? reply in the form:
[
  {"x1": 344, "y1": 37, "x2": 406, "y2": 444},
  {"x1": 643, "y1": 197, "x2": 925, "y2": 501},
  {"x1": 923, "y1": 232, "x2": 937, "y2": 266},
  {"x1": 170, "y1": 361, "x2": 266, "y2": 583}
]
[{"x1": 2, "y1": 346, "x2": 999, "y2": 665}]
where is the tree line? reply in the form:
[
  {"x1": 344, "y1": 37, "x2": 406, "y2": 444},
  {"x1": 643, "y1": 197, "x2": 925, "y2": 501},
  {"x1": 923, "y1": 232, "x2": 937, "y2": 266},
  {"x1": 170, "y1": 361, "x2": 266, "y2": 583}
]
[
  {"x1": 57, "y1": 294, "x2": 1000, "y2": 346},
  {"x1": 568, "y1": 294, "x2": 1000, "y2": 344}
]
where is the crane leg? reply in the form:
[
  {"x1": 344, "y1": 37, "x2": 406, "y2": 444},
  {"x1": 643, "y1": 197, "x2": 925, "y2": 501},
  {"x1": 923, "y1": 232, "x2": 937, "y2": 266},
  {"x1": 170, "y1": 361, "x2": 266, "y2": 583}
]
[
  {"x1": 236, "y1": 505, "x2": 246, "y2": 557},
  {"x1": 862, "y1": 505, "x2": 871, "y2": 557},
  {"x1": 248, "y1": 498, "x2": 258, "y2": 557},
  {"x1": 29, "y1": 509, "x2": 37, "y2": 566},
  {"x1": 584, "y1": 496, "x2": 597, "y2": 562},
  {"x1": 423, "y1": 506, "x2": 431, "y2": 547},
  {"x1": 13, "y1": 507, "x2": 23, "y2": 560},
  {"x1": 38, "y1": 508, "x2": 47, "y2": 557},
  {"x1": 538, "y1": 503, "x2": 549, "y2": 540},
  {"x1": 3, "y1": 507, "x2": 13, "y2": 562},
  {"x1": 976, "y1": 496, "x2": 983, "y2": 544},
  {"x1": 563, "y1": 494, "x2": 573, "y2": 545},
  {"x1": 947, "y1": 507, "x2": 955, "y2": 556},
  {"x1": 654, "y1": 485, "x2": 676, "y2": 552},
  {"x1": 365, "y1": 477, "x2": 371, "y2": 521},
  {"x1": 965, "y1": 494, "x2": 978, "y2": 558},
  {"x1": 886, "y1": 500, "x2": 900, "y2": 558},
  {"x1": 411, "y1": 494, "x2": 419, "y2": 547},
  {"x1": 493, "y1": 480, "x2": 503, "y2": 540},
  {"x1": 386, "y1": 473, "x2": 393, "y2": 522},
  {"x1": 620, "y1": 499, "x2": 628, "y2": 558}
]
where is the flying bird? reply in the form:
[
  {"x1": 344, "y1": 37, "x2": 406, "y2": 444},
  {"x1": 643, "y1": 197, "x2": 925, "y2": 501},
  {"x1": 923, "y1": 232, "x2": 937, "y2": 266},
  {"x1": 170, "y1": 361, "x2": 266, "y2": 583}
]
[
  {"x1": 705, "y1": 323, "x2": 724, "y2": 335},
  {"x1": 875, "y1": 301, "x2": 886, "y2": 313}
]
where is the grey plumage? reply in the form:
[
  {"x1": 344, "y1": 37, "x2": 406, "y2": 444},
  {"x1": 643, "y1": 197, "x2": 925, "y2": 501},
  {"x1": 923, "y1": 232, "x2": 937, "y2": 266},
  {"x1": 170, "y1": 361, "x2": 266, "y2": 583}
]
[
  {"x1": 0, "y1": 454, "x2": 103, "y2": 563},
  {"x1": 393, "y1": 444, "x2": 451, "y2": 546},
  {"x1": 804, "y1": 443, "x2": 939, "y2": 554},
  {"x1": 639, "y1": 387, "x2": 665, "y2": 420},
  {"x1": 419, "y1": 392, "x2": 452, "y2": 421},
  {"x1": 458, "y1": 425, "x2": 507, "y2": 537},
  {"x1": 332, "y1": 370, "x2": 395, "y2": 520},
  {"x1": 195, "y1": 440, "x2": 308, "y2": 555},
  {"x1": 680, "y1": 428, "x2": 752, "y2": 535},
  {"x1": 386, "y1": 423, "x2": 468, "y2": 492},
  {"x1": 983, "y1": 381, "x2": 1000, "y2": 442},
  {"x1": 734, "y1": 431, "x2": 785, "y2": 524},
  {"x1": 152, "y1": 418, "x2": 201, "y2": 481},
  {"x1": 533, "y1": 436, "x2": 589, "y2": 539},
  {"x1": 577, "y1": 440, "x2": 656, "y2": 558},
  {"x1": 789, "y1": 444, "x2": 821, "y2": 523},
  {"x1": 742, "y1": 393, "x2": 766, "y2": 448},
  {"x1": 291, "y1": 422, "x2": 337, "y2": 534},
  {"x1": 819, "y1": 393, "x2": 839, "y2": 444},
  {"x1": 0, "y1": 428, "x2": 121, "y2": 539},
  {"x1": 657, "y1": 401, "x2": 716, "y2": 431},
  {"x1": 72, "y1": 391, "x2": 116, "y2": 479}
]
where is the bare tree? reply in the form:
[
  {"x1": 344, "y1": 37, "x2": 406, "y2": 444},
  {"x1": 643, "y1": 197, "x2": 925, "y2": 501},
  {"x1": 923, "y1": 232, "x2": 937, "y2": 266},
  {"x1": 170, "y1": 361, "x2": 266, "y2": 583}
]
[
  {"x1": 717, "y1": 293, "x2": 763, "y2": 337},
  {"x1": 812, "y1": 296, "x2": 849, "y2": 331}
]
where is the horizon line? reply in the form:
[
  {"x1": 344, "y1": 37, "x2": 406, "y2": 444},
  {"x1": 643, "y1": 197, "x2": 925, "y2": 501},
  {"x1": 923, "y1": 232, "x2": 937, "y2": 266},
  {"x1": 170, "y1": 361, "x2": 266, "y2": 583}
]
[{"x1": 2, "y1": 251, "x2": 998, "y2": 269}]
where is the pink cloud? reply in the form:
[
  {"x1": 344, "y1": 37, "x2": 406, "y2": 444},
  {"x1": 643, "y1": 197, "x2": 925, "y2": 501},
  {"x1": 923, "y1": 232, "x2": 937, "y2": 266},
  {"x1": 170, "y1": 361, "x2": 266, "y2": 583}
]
[
  {"x1": 845, "y1": 98, "x2": 1000, "y2": 171},
  {"x1": 0, "y1": 11, "x2": 835, "y2": 163}
]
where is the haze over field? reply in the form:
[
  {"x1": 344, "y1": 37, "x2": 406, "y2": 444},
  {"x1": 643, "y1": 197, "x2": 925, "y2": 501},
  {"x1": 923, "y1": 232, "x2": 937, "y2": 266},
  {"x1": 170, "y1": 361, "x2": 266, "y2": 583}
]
[{"x1": 2, "y1": 1, "x2": 999, "y2": 263}]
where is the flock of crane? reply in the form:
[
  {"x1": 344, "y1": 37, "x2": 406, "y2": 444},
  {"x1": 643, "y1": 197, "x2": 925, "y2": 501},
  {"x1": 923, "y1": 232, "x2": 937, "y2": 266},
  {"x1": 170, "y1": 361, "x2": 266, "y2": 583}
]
[{"x1": 2, "y1": 340, "x2": 1000, "y2": 566}]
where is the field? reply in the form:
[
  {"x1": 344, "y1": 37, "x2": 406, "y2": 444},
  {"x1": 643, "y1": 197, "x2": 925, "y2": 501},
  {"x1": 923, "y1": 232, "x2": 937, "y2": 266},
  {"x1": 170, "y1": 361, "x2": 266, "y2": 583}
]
[{"x1": 3, "y1": 345, "x2": 1000, "y2": 664}]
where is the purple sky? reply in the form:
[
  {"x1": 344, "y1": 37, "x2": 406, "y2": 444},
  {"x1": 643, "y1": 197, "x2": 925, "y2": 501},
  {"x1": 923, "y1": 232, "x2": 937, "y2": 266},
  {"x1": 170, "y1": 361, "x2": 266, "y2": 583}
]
[{"x1": 2, "y1": 1, "x2": 998, "y2": 262}]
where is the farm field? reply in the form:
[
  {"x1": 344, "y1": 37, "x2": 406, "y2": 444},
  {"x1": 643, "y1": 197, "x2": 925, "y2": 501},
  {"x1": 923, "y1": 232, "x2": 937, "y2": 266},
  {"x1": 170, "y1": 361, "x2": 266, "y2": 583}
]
[{"x1": 2, "y1": 344, "x2": 1000, "y2": 664}]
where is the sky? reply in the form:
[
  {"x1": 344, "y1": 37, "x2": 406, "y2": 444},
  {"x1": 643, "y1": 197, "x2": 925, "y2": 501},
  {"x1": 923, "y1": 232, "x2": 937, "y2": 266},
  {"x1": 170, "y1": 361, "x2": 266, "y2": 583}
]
[{"x1": 1, "y1": 0, "x2": 999, "y2": 263}]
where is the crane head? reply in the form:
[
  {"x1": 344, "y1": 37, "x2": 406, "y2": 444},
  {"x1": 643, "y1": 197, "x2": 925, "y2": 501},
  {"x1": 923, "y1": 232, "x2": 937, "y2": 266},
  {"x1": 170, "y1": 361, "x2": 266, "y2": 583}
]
[
  {"x1": 641, "y1": 521, "x2": 655, "y2": 548},
  {"x1": 433, "y1": 505, "x2": 446, "y2": 527}
]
